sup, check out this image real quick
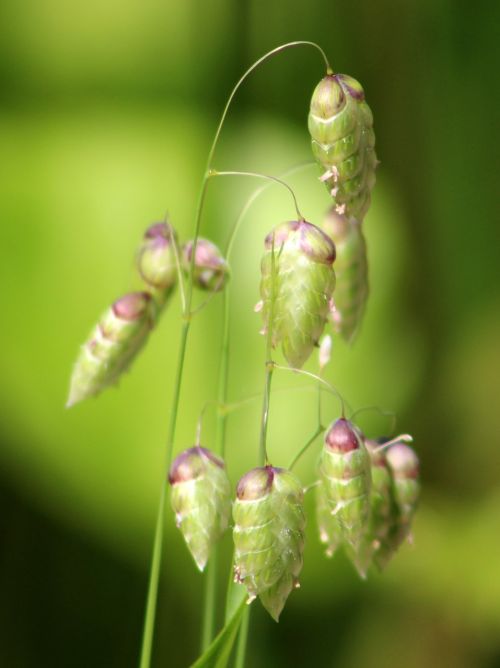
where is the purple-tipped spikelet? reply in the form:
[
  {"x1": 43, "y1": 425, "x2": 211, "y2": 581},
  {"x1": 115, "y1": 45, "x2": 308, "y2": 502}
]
[
  {"x1": 232, "y1": 466, "x2": 306, "y2": 621},
  {"x1": 259, "y1": 220, "x2": 336, "y2": 368},
  {"x1": 349, "y1": 437, "x2": 394, "y2": 577},
  {"x1": 308, "y1": 73, "x2": 377, "y2": 222},
  {"x1": 136, "y1": 222, "x2": 178, "y2": 304},
  {"x1": 169, "y1": 446, "x2": 231, "y2": 571},
  {"x1": 374, "y1": 441, "x2": 420, "y2": 570},
  {"x1": 66, "y1": 292, "x2": 156, "y2": 407},
  {"x1": 318, "y1": 418, "x2": 371, "y2": 553},
  {"x1": 321, "y1": 208, "x2": 368, "y2": 343},
  {"x1": 182, "y1": 238, "x2": 229, "y2": 292}
]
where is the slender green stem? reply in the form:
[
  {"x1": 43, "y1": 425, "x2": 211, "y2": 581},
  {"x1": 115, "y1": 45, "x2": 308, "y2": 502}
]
[
  {"x1": 206, "y1": 41, "x2": 331, "y2": 173},
  {"x1": 272, "y1": 363, "x2": 349, "y2": 416},
  {"x1": 213, "y1": 170, "x2": 304, "y2": 220},
  {"x1": 139, "y1": 321, "x2": 190, "y2": 668},
  {"x1": 140, "y1": 41, "x2": 331, "y2": 667},
  {"x1": 201, "y1": 552, "x2": 218, "y2": 651},
  {"x1": 215, "y1": 290, "x2": 231, "y2": 458},
  {"x1": 235, "y1": 608, "x2": 250, "y2": 668},
  {"x1": 288, "y1": 426, "x2": 324, "y2": 471}
]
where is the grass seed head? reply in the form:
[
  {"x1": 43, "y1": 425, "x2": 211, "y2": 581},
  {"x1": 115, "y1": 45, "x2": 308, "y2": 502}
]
[
  {"x1": 319, "y1": 418, "x2": 371, "y2": 550},
  {"x1": 374, "y1": 440, "x2": 420, "y2": 571},
  {"x1": 169, "y1": 446, "x2": 231, "y2": 571},
  {"x1": 321, "y1": 208, "x2": 369, "y2": 343},
  {"x1": 309, "y1": 73, "x2": 377, "y2": 222},
  {"x1": 233, "y1": 466, "x2": 306, "y2": 621},
  {"x1": 259, "y1": 220, "x2": 336, "y2": 368},
  {"x1": 136, "y1": 222, "x2": 178, "y2": 300},
  {"x1": 66, "y1": 291, "x2": 156, "y2": 407},
  {"x1": 182, "y1": 238, "x2": 229, "y2": 292}
]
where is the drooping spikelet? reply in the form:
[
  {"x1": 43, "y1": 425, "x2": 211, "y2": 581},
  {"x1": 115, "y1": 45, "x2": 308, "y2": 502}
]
[
  {"x1": 67, "y1": 292, "x2": 156, "y2": 407},
  {"x1": 182, "y1": 238, "x2": 230, "y2": 292},
  {"x1": 319, "y1": 418, "x2": 371, "y2": 552},
  {"x1": 374, "y1": 442, "x2": 420, "y2": 570},
  {"x1": 259, "y1": 220, "x2": 336, "y2": 368},
  {"x1": 321, "y1": 208, "x2": 368, "y2": 343},
  {"x1": 136, "y1": 222, "x2": 178, "y2": 305},
  {"x1": 233, "y1": 466, "x2": 306, "y2": 621},
  {"x1": 169, "y1": 446, "x2": 231, "y2": 571},
  {"x1": 349, "y1": 437, "x2": 394, "y2": 577},
  {"x1": 308, "y1": 73, "x2": 377, "y2": 222}
]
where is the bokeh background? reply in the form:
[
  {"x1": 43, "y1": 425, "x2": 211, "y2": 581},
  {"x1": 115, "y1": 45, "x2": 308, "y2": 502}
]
[{"x1": 1, "y1": 1, "x2": 499, "y2": 666}]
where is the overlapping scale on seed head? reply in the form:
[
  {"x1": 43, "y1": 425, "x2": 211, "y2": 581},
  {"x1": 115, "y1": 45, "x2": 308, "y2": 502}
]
[
  {"x1": 309, "y1": 73, "x2": 377, "y2": 222},
  {"x1": 169, "y1": 446, "x2": 231, "y2": 571},
  {"x1": 259, "y1": 220, "x2": 336, "y2": 368},
  {"x1": 66, "y1": 291, "x2": 156, "y2": 407},
  {"x1": 233, "y1": 466, "x2": 305, "y2": 621},
  {"x1": 319, "y1": 418, "x2": 371, "y2": 550},
  {"x1": 321, "y1": 208, "x2": 369, "y2": 343},
  {"x1": 183, "y1": 238, "x2": 229, "y2": 292},
  {"x1": 348, "y1": 437, "x2": 394, "y2": 577}
]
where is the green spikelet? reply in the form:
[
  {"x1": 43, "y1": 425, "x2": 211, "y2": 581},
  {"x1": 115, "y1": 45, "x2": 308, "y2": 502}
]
[
  {"x1": 136, "y1": 222, "x2": 178, "y2": 305},
  {"x1": 259, "y1": 220, "x2": 336, "y2": 368},
  {"x1": 169, "y1": 446, "x2": 231, "y2": 571},
  {"x1": 319, "y1": 418, "x2": 371, "y2": 551},
  {"x1": 182, "y1": 238, "x2": 230, "y2": 291},
  {"x1": 233, "y1": 466, "x2": 306, "y2": 621},
  {"x1": 308, "y1": 73, "x2": 377, "y2": 222},
  {"x1": 374, "y1": 442, "x2": 420, "y2": 571},
  {"x1": 315, "y1": 479, "x2": 343, "y2": 558},
  {"x1": 67, "y1": 292, "x2": 156, "y2": 407},
  {"x1": 321, "y1": 208, "x2": 368, "y2": 343},
  {"x1": 349, "y1": 437, "x2": 394, "y2": 577}
]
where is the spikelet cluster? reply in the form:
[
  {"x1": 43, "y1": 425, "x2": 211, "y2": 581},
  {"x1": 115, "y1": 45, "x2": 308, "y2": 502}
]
[
  {"x1": 232, "y1": 466, "x2": 306, "y2": 621},
  {"x1": 259, "y1": 220, "x2": 336, "y2": 368},
  {"x1": 308, "y1": 73, "x2": 377, "y2": 222},
  {"x1": 67, "y1": 221, "x2": 229, "y2": 406},
  {"x1": 169, "y1": 446, "x2": 231, "y2": 571},
  {"x1": 321, "y1": 208, "x2": 369, "y2": 343},
  {"x1": 317, "y1": 422, "x2": 420, "y2": 577}
]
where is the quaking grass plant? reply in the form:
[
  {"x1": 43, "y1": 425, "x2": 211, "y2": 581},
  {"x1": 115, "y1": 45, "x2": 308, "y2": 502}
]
[{"x1": 67, "y1": 41, "x2": 421, "y2": 668}]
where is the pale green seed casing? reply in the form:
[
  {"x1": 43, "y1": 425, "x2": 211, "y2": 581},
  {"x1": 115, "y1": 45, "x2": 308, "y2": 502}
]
[
  {"x1": 259, "y1": 220, "x2": 336, "y2": 368},
  {"x1": 350, "y1": 437, "x2": 394, "y2": 577},
  {"x1": 233, "y1": 466, "x2": 306, "y2": 621},
  {"x1": 136, "y1": 222, "x2": 178, "y2": 306},
  {"x1": 315, "y1": 479, "x2": 343, "y2": 558},
  {"x1": 182, "y1": 238, "x2": 230, "y2": 292},
  {"x1": 374, "y1": 442, "x2": 420, "y2": 571},
  {"x1": 321, "y1": 208, "x2": 368, "y2": 343},
  {"x1": 66, "y1": 291, "x2": 156, "y2": 407},
  {"x1": 319, "y1": 418, "x2": 371, "y2": 551},
  {"x1": 309, "y1": 73, "x2": 377, "y2": 222},
  {"x1": 169, "y1": 446, "x2": 231, "y2": 571}
]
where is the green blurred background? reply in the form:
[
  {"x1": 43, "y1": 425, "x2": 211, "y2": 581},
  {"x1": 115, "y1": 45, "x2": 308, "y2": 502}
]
[{"x1": 1, "y1": 1, "x2": 499, "y2": 666}]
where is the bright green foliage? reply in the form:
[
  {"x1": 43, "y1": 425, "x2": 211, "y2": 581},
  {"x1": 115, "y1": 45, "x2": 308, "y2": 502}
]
[
  {"x1": 182, "y1": 238, "x2": 230, "y2": 292},
  {"x1": 169, "y1": 446, "x2": 231, "y2": 572},
  {"x1": 259, "y1": 220, "x2": 336, "y2": 368},
  {"x1": 321, "y1": 208, "x2": 368, "y2": 343},
  {"x1": 374, "y1": 442, "x2": 420, "y2": 571},
  {"x1": 319, "y1": 418, "x2": 371, "y2": 550},
  {"x1": 66, "y1": 292, "x2": 156, "y2": 407},
  {"x1": 308, "y1": 73, "x2": 377, "y2": 222},
  {"x1": 232, "y1": 466, "x2": 306, "y2": 621},
  {"x1": 136, "y1": 222, "x2": 178, "y2": 305},
  {"x1": 315, "y1": 479, "x2": 343, "y2": 558}
]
